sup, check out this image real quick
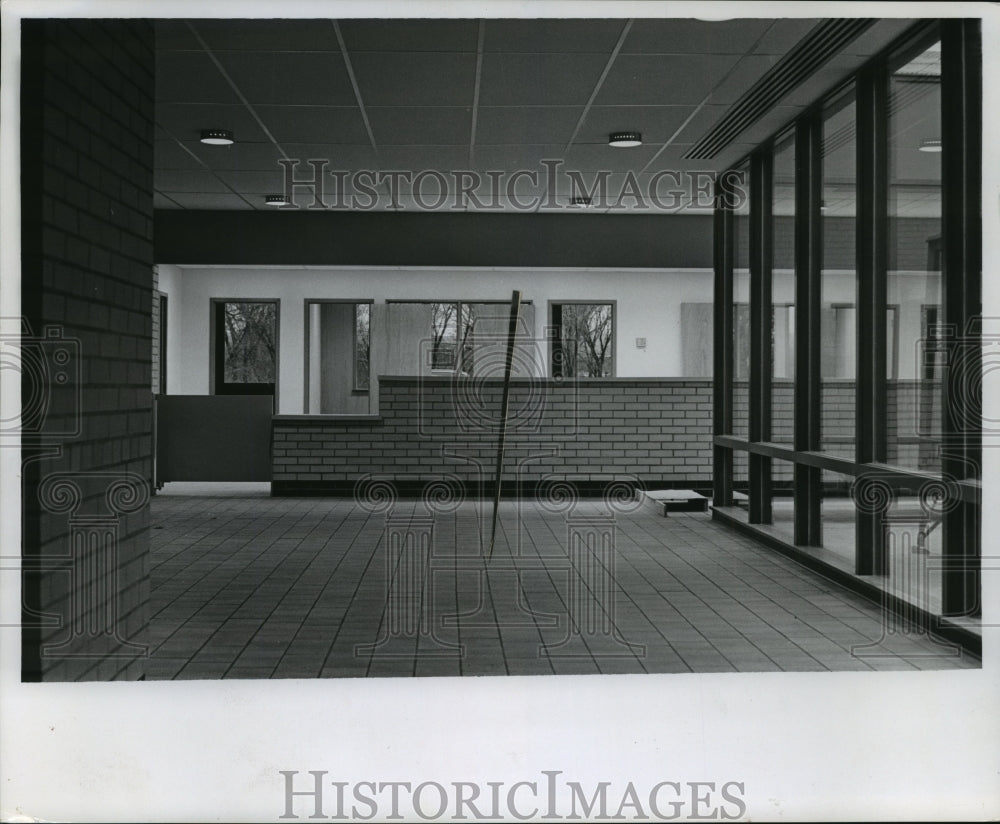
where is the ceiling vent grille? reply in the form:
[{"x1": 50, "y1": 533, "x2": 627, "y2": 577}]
[{"x1": 684, "y1": 18, "x2": 877, "y2": 160}]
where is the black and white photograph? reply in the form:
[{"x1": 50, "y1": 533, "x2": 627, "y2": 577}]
[{"x1": 0, "y1": 1, "x2": 997, "y2": 821}]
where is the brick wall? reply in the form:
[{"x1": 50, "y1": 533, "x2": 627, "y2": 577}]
[
  {"x1": 20, "y1": 20, "x2": 154, "y2": 681},
  {"x1": 274, "y1": 376, "x2": 944, "y2": 497},
  {"x1": 273, "y1": 378, "x2": 715, "y2": 495}
]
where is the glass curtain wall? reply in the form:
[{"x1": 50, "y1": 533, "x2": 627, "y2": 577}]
[{"x1": 712, "y1": 21, "x2": 980, "y2": 627}]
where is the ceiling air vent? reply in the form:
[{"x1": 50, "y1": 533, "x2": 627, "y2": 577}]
[{"x1": 684, "y1": 18, "x2": 877, "y2": 160}]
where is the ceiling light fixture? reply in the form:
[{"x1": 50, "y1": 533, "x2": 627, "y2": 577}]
[
  {"x1": 919, "y1": 138, "x2": 942, "y2": 153},
  {"x1": 265, "y1": 195, "x2": 290, "y2": 207},
  {"x1": 570, "y1": 196, "x2": 594, "y2": 208},
  {"x1": 200, "y1": 128, "x2": 234, "y2": 145},
  {"x1": 609, "y1": 131, "x2": 642, "y2": 148}
]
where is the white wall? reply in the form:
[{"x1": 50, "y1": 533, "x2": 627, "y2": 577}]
[
  {"x1": 163, "y1": 266, "x2": 715, "y2": 414},
  {"x1": 155, "y1": 263, "x2": 184, "y2": 395}
]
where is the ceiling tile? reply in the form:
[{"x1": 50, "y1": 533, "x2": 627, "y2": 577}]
[
  {"x1": 187, "y1": 140, "x2": 282, "y2": 171},
  {"x1": 472, "y1": 144, "x2": 567, "y2": 174},
  {"x1": 216, "y1": 51, "x2": 357, "y2": 105},
  {"x1": 374, "y1": 192, "x2": 466, "y2": 212},
  {"x1": 152, "y1": 15, "x2": 863, "y2": 208},
  {"x1": 484, "y1": 19, "x2": 624, "y2": 53},
  {"x1": 156, "y1": 102, "x2": 271, "y2": 143},
  {"x1": 623, "y1": 18, "x2": 772, "y2": 54},
  {"x1": 214, "y1": 169, "x2": 287, "y2": 192},
  {"x1": 475, "y1": 106, "x2": 581, "y2": 146},
  {"x1": 367, "y1": 107, "x2": 472, "y2": 146},
  {"x1": 156, "y1": 170, "x2": 232, "y2": 193},
  {"x1": 644, "y1": 149, "x2": 722, "y2": 174},
  {"x1": 375, "y1": 146, "x2": 470, "y2": 172},
  {"x1": 340, "y1": 19, "x2": 479, "y2": 52},
  {"x1": 282, "y1": 144, "x2": 378, "y2": 170},
  {"x1": 752, "y1": 19, "x2": 820, "y2": 54},
  {"x1": 596, "y1": 54, "x2": 743, "y2": 105},
  {"x1": 254, "y1": 105, "x2": 370, "y2": 144},
  {"x1": 166, "y1": 192, "x2": 254, "y2": 209},
  {"x1": 667, "y1": 104, "x2": 729, "y2": 144},
  {"x1": 480, "y1": 53, "x2": 606, "y2": 106},
  {"x1": 156, "y1": 51, "x2": 239, "y2": 104},
  {"x1": 154, "y1": 190, "x2": 182, "y2": 208},
  {"x1": 707, "y1": 55, "x2": 782, "y2": 104},
  {"x1": 155, "y1": 20, "x2": 202, "y2": 51},
  {"x1": 192, "y1": 19, "x2": 340, "y2": 51},
  {"x1": 575, "y1": 105, "x2": 695, "y2": 145},
  {"x1": 350, "y1": 52, "x2": 476, "y2": 106},
  {"x1": 155, "y1": 139, "x2": 204, "y2": 170},
  {"x1": 563, "y1": 143, "x2": 659, "y2": 173}
]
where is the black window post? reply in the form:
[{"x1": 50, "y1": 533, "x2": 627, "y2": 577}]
[
  {"x1": 855, "y1": 62, "x2": 889, "y2": 575},
  {"x1": 940, "y1": 18, "x2": 982, "y2": 616},
  {"x1": 794, "y1": 115, "x2": 822, "y2": 547},
  {"x1": 713, "y1": 177, "x2": 735, "y2": 508},
  {"x1": 749, "y1": 151, "x2": 773, "y2": 524}
]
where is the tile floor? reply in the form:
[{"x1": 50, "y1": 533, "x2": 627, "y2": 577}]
[{"x1": 147, "y1": 486, "x2": 978, "y2": 679}]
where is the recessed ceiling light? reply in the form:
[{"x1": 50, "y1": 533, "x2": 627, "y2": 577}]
[
  {"x1": 919, "y1": 138, "x2": 942, "y2": 153},
  {"x1": 265, "y1": 195, "x2": 290, "y2": 206},
  {"x1": 200, "y1": 129, "x2": 234, "y2": 145},
  {"x1": 570, "y1": 196, "x2": 594, "y2": 208},
  {"x1": 609, "y1": 131, "x2": 642, "y2": 148}
]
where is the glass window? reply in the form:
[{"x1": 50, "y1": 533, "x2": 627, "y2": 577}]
[
  {"x1": 214, "y1": 300, "x2": 277, "y2": 395},
  {"x1": 388, "y1": 301, "x2": 536, "y2": 376},
  {"x1": 770, "y1": 458, "x2": 796, "y2": 544},
  {"x1": 884, "y1": 484, "x2": 945, "y2": 615},
  {"x1": 771, "y1": 136, "x2": 796, "y2": 446},
  {"x1": 820, "y1": 469, "x2": 857, "y2": 565},
  {"x1": 355, "y1": 303, "x2": 371, "y2": 391},
  {"x1": 551, "y1": 302, "x2": 615, "y2": 377},
  {"x1": 820, "y1": 92, "x2": 857, "y2": 459},
  {"x1": 886, "y1": 37, "x2": 942, "y2": 471},
  {"x1": 431, "y1": 301, "x2": 460, "y2": 370}
]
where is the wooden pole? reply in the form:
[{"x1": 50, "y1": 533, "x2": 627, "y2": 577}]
[{"x1": 488, "y1": 290, "x2": 522, "y2": 560}]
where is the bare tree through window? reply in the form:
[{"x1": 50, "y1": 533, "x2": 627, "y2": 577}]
[
  {"x1": 220, "y1": 301, "x2": 276, "y2": 385},
  {"x1": 552, "y1": 303, "x2": 614, "y2": 377},
  {"x1": 355, "y1": 303, "x2": 370, "y2": 390},
  {"x1": 430, "y1": 302, "x2": 459, "y2": 369}
]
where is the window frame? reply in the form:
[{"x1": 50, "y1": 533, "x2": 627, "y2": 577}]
[
  {"x1": 385, "y1": 299, "x2": 534, "y2": 374},
  {"x1": 210, "y1": 298, "x2": 280, "y2": 400},
  {"x1": 547, "y1": 299, "x2": 618, "y2": 378},
  {"x1": 302, "y1": 298, "x2": 373, "y2": 414}
]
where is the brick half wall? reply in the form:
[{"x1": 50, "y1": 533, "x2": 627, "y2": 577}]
[
  {"x1": 273, "y1": 377, "x2": 715, "y2": 496},
  {"x1": 273, "y1": 376, "x2": 946, "y2": 497}
]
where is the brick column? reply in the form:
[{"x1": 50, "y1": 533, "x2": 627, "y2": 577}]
[{"x1": 20, "y1": 20, "x2": 155, "y2": 681}]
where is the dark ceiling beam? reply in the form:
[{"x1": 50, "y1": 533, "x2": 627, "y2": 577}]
[{"x1": 154, "y1": 209, "x2": 714, "y2": 268}]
